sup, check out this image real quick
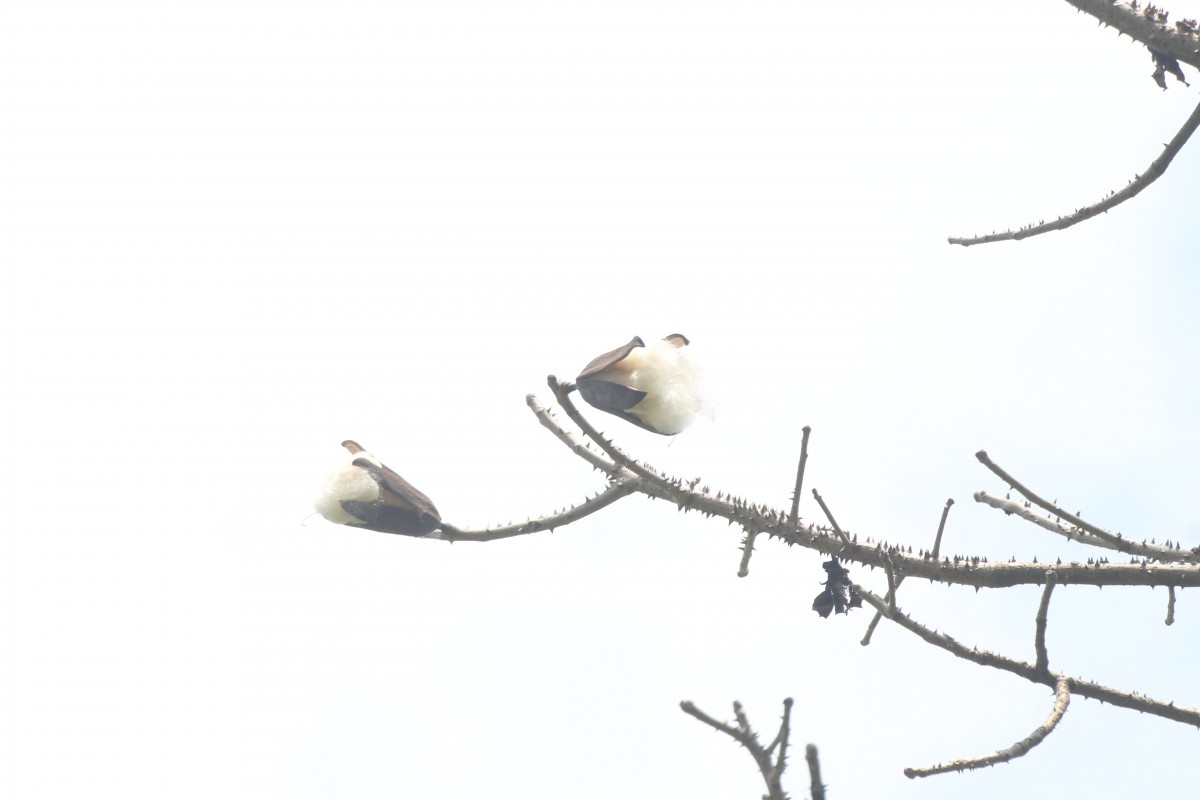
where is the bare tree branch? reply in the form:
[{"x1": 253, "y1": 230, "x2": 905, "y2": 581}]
[
  {"x1": 805, "y1": 744, "x2": 825, "y2": 800},
  {"x1": 526, "y1": 393, "x2": 622, "y2": 475},
  {"x1": 1066, "y1": 0, "x2": 1200, "y2": 71},
  {"x1": 1166, "y1": 585, "x2": 1177, "y2": 625},
  {"x1": 681, "y1": 698, "x2": 794, "y2": 800},
  {"x1": 737, "y1": 527, "x2": 760, "y2": 579},
  {"x1": 975, "y1": 451, "x2": 1200, "y2": 563},
  {"x1": 1034, "y1": 570, "x2": 1057, "y2": 674},
  {"x1": 767, "y1": 697, "x2": 793, "y2": 796},
  {"x1": 546, "y1": 376, "x2": 677, "y2": 492},
  {"x1": 789, "y1": 426, "x2": 812, "y2": 525},
  {"x1": 931, "y1": 497, "x2": 954, "y2": 560},
  {"x1": 520, "y1": 392, "x2": 1200, "y2": 589},
  {"x1": 948, "y1": 99, "x2": 1200, "y2": 246},
  {"x1": 948, "y1": 3, "x2": 1200, "y2": 246},
  {"x1": 855, "y1": 584, "x2": 1200, "y2": 727},
  {"x1": 433, "y1": 481, "x2": 637, "y2": 542},
  {"x1": 904, "y1": 678, "x2": 1071, "y2": 778},
  {"x1": 811, "y1": 488, "x2": 852, "y2": 547},
  {"x1": 883, "y1": 551, "x2": 899, "y2": 616},
  {"x1": 863, "y1": 498, "x2": 953, "y2": 646}
]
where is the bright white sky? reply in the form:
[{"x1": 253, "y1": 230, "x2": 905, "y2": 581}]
[{"x1": 3, "y1": 2, "x2": 1200, "y2": 798}]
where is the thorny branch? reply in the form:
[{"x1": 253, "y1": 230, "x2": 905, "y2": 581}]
[
  {"x1": 680, "y1": 698, "x2": 797, "y2": 800},
  {"x1": 903, "y1": 678, "x2": 1071, "y2": 778},
  {"x1": 855, "y1": 584, "x2": 1200, "y2": 727},
  {"x1": 949, "y1": 1, "x2": 1200, "y2": 246},
  {"x1": 974, "y1": 450, "x2": 1200, "y2": 563},
  {"x1": 862, "y1": 498, "x2": 953, "y2": 646},
  {"x1": 381, "y1": 377, "x2": 1200, "y2": 780},
  {"x1": 494, "y1": 380, "x2": 1200, "y2": 593}
]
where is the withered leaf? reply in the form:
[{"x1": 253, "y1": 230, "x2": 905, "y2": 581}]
[{"x1": 812, "y1": 557, "x2": 861, "y2": 618}]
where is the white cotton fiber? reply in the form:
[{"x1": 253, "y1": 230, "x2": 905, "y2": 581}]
[
  {"x1": 313, "y1": 460, "x2": 380, "y2": 525},
  {"x1": 618, "y1": 337, "x2": 704, "y2": 435}
]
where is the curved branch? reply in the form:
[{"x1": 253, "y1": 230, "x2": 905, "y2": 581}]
[
  {"x1": 434, "y1": 480, "x2": 636, "y2": 542},
  {"x1": 948, "y1": 99, "x2": 1200, "y2": 246},
  {"x1": 855, "y1": 585, "x2": 1200, "y2": 727},
  {"x1": 975, "y1": 451, "x2": 1200, "y2": 563},
  {"x1": 904, "y1": 678, "x2": 1071, "y2": 778}
]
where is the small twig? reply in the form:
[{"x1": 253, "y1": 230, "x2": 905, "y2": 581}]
[
  {"x1": 805, "y1": 744, "x2": 825, "y2": 800},
  {"x1": 1166, "y1": 586, "x2": 1177, "y2": 626},
  {"x1": 931, "y1": 498, "x2": 953, "y2": 560},
  {"x1": 811, "y1": 488, "x2": 852, "y2": 546},
  {"x1": 767, "y1": 698, "x2": 793, "y2": 797},
  {"x1": 904, "y1": 677, "x2": 1071, "y2": 778},
  {"x1": 788, "y1": 426, "x2": 812, "y2": 525},
  {"x1": 1034, "y1": 570, "x2": 1057, "y2": 675},
  {"x1": 883, "y1": 552, "x2": 899, "y2": 616},
  {"x1": 526, "y1": 393, "x2": 621, "y2": 474},
  {"x1": 737, "y1": 528, "x2": 759, "y2": 579},
  {"x1": 546, "y1": 376, "x2": 674, "y2": 490},
  {"x1": 863, "y1": 499, "x2": 953, "y2": 646},
  {"x1": 974, "y1": 490, "x2": 1194, "y2": 563},
  {"x1": 948, "y1": 99, "x2": 1200, "y2": 246},
  {"x1": 680, "y1": 700, "x2": 789, "y2": 800},
  {"x1": 974, "y1": 451, "x2": 1199, "y2": 562}
]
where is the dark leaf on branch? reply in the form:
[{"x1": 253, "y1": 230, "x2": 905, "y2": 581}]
[
  {"x1": 1150, "y1": 49, "x2": 1190, "y2": 89},
  {"x1": 812, "y1": 557, "x2": 861, "y2": 618}
]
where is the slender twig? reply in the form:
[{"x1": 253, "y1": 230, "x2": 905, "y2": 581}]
[
  {"x1": 854, "y1": 584, "x2": 1200, "y2": 727},
  {"x1": 546, "y1": 376, "x2": 675, "y2": 491},
  {"x1": 788, "y1": 426, "x2": 812, "y2": 525},
  {"x1": 975, "y1": 451, "x2": 1200, "y2": 563},
  {"x1": 975, "y1": 490, "x2": 1195, "y2": 563},
  {"x1": 883, "y1": 552, "x2": 899, "y2": 616},
  {"x1": 680, "y1": 700, "x2": 789, "y2": 800},
  {"x1": 863, "y1": 498, "x2": 953, "y2": 646},
  {"x1": 904, "y1": 678, "x2": 1071, "y2": 778},
  {"x1": 767, "y1": 697, "x2": 793, "y2": 796},
  {"x1": 811, "y1": 488, "x2": 852, "y2": 546},
  {"x1": 526, "y1": 393, "x2": 621, "y2": 475},
  {"x1": 1034, "y1": 571, "x2": 1057, "y2": 675},
  {"x1": 931, "y1": 498, "x2": 953, "y2": 560},
  {"x1": 1166, "y1": 586, "x2": 1177, "y2": 626},
  {"x1": 805, "y1": 744, "x2": 825, "y2": 800},
  {"x1": 949, "y1": 99, "x2": 1200, "y2": 246},
  {"x1": 434, "y1": 481, "x2": 636, "y2": 542},
  {"x1": 737, "y1": 528, "x2": 759, "y2": 579}
]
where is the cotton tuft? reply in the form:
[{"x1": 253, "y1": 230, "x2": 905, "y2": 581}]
[{"x1": 575, "y1": 333, "x2": 703, "y2": 435}]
